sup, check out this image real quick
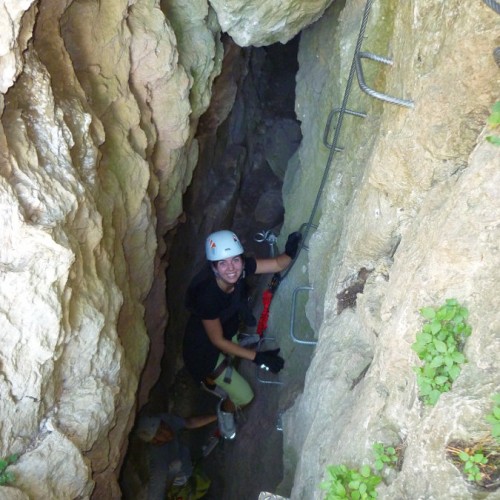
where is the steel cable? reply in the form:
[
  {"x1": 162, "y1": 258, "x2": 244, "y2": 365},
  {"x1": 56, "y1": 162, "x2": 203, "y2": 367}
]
[{"x1": 281, "y1": 0, "x2": 374, "y2": 280}]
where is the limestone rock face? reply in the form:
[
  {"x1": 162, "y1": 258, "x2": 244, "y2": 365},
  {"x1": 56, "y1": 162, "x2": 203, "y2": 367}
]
[
  {"x1": 0, "y1": 0, "x2": 221, "y2": 497},
  {"x1": 208, "y1": 0, "x2": 334, "y2": 46}
]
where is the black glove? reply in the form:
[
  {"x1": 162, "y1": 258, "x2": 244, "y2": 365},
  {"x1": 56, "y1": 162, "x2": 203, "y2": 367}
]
[
  {"x1": 284, "y1": 231, "x2": 302, "y2": 259},
  {"x1": 253, "y1": 348, "x2": 285, "y2": 374}
]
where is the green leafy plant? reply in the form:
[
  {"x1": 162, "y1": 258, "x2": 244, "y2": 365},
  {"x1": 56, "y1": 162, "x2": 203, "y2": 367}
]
[
  {"x1": 372, "y1": 443, "x2": 398, "y2": 471},
  {"x1": 0, "y1": 454, "x2": 18, "y2": 485},
  {"x1": 447, "y1": 440, "x2": 499, "y2": 487},
  {"x1": 485, "y1": 393, "x2": 500, "y2": 443},
  {"x1": 486, "y1": 101, "x2": 500, "y2": 146},
  {"x1": 458, "y1": 449, "x2": 488, "y2": 482},
  {"x1": 321, "y1": 464, "x2": 381, "y2": 499},
  {"x1": 411, "y1": 298, "x2": 472, "y2": 405}
]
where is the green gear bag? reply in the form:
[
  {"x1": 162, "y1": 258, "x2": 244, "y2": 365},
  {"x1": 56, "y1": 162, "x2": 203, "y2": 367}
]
[{"x1": 166, "y1": 463, "x2": 211, "y2": 500}]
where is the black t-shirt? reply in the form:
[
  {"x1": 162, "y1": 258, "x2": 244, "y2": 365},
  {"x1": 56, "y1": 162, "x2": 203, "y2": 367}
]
[{"x1": 182, "y1": 257, "x2": 257, "y2": 382}]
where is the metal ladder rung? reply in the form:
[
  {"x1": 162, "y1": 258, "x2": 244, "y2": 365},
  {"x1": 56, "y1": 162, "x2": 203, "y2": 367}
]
[
  {"x1": 290, "y1": 286, "x2": 317, "y2": 346},
  {"x1": 355, "y1": 51, "x2": 414, "y2": 109},
  {"x1": 323, "y1": 107, "x2": 367, "y2": 149}
]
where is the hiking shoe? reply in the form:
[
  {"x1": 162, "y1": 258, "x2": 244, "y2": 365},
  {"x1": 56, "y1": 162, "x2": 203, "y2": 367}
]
[
  {"x1": 217, "y1": 400, "x2": 236, "y2": 440},
  {"x1": 238, "y1": 332, "x2": 261, "y2": 348}
]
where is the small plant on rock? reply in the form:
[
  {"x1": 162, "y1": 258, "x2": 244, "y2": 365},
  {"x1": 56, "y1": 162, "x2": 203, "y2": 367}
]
[
  {"x1": 446, "y1": 440, "x2": 499, "y2": 487},
  {"x1": 458, "y1": 449, "x2": 489, "y2": 482},
  {"x1": 486, "y1": 101, "x2": 500, "y2": 146},
  {"x1": 372, "y1": 443, "x2": 398, "y2": 471},
  {"x1": 411, "y1": 298, "x2": 471, "y2": 406},
  {"x1": 486, "y1": 393, "x2": 500, "y2": 443},
  {"x1": 321, "y1": 464, "x2": 381, "y2": 499},
  {"x1": 0, "y1": 454, "x2": 18, "y2": 485}
]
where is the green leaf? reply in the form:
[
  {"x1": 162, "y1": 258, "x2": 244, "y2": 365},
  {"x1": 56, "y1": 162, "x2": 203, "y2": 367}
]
[
  {"x1": 433, "y1": 339, "x2": 447, "y2": 352},
  {"x1": 430, "y1": 355, "x2": 444, "y2": 368},
  {"x1": 463, "y1": 461, "x2": 474, "y2": 471},
  {"x1": 459, "y1": 451, "x2": 470, "y2": 461},
  {"x1": 420, "y1": 307, "x2": 436, "y2": 320},
  {"x1": 349, "y1": 480, "x2": 360, "y2": 490},
  {"x1": 374, "y1": 459, "x2": 383, "y2": 471},
  {"x1": 491, "y1": 422, "x2": 500, "y2": 437},
  {"x1": 423, "y1": 365, "x2": 436, "y2": 378},
  {"x1": 418, "y1": 381, "x2": 432, "y2": 395},
  {"x1": 430, "y1": 321, "x2": 441, "y2": 334},
  {"x1": 435, "y1": 375, "x2": 449, "y2": 386},
  {"x1": 448, "y1": 365, "x2": 461, "y2": 380},
  {"x1": 417, "y1": 332, "x2": 433, "y2": 344},
  {"x1": 428, "y1": 389, "x2": 441, "y2": 405},
  {"x1": 487, "y1": 101, "x2": 500, "y2": 125},
  {"x1": 451, "y1": 352, "x2": 465, "y2": 364},
  {"x1": 359, "y1": 465, "x2": 371, "y2": 478}
]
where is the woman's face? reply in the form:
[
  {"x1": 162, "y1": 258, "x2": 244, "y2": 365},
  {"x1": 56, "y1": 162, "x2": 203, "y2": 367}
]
[{"x1": 215, "y1": 255, "x2": 243, "y2": 285}]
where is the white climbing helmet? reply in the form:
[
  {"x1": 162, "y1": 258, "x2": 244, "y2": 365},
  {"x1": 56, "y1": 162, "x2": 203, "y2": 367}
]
[{"x1": 205, "y1": 230, "x2": 244, "y2": 261}]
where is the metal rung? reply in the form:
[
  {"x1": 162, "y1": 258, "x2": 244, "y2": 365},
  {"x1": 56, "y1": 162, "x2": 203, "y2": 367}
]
[
  {"x1": 323, "y1": 107, "x2": 367, "y2": 149},
  {"x1": 355, "y1": 51, "x2": 414, "y2": 109},
  {"x1": 290, "y1": 286, "x2": 317, "y2": 346}
]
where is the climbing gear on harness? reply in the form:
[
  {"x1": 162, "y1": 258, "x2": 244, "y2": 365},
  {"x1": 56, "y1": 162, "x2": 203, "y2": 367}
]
[
  {"x1": 205, "y1": 230, "x2": 244, "y2": 261},
  {"x1": 201, "y1": 380, "x2": 228, "y2": 400},
  {"x1": 208, "y1": 355, "x2": 233, "y2": 383},
  {"x1": 257, "y1": 273, "x2": 282, "y2": 336},
  {"x1": 253, "y1": 349, "x2": 285, "y2": 374},
  {"x1": 254, "y1": 230, "x2": 279, "y2": 257},
  {"x1": 217, "y1": 399, "x2": 236, "y2": 440}
]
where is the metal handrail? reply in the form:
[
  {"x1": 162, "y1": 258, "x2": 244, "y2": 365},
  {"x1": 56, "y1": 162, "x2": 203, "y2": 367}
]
[
  {"x1": 290, "y1": 286, "x2": 316, "y2": 345},
  {"x1": 323, "y1": 107, "x2": 367, "y2": 149},
  {"x1": 355, "y1": 51, "x2": 414, "y2": 108}
]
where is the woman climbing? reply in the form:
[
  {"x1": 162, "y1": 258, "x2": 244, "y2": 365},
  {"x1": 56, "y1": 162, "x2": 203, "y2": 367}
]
[{"x1": 182, "y1": 229, "x2": 301, "y2": 440}]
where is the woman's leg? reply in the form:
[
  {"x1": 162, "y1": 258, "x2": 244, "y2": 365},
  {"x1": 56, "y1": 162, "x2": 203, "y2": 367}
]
[{"x1": 213, "y1": 355, "x2": 254, "y2": 409}]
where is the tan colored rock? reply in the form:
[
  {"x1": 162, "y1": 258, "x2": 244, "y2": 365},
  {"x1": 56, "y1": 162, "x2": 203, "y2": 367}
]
[
  {"x1": 209, "y1": 0, "x2": 334, "y2": 46},
  {"x1": 0, "y1": 0, "x2": 37, "y2": 93},
  {"x1": 1, "y1": 0, "x2": 220, "y2": 498}
]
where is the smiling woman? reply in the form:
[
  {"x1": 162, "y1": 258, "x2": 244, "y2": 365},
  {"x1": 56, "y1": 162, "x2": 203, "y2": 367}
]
[{"x1": 182, "y1": 229, "x2": 300, "y2": 439}]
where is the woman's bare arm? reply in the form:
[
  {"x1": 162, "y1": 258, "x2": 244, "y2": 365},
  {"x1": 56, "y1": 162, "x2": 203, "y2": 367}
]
[
  {"x1": 255, "y1": 253, "x2": 292, "y2": 274},
  {"x1": 202, "y1": 318, "x2": 257, "y2": 361}
]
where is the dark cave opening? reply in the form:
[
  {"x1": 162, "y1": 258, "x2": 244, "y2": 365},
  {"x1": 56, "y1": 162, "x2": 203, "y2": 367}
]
[{"x1": 120, "y1": 33, "x2": 301, "y2": 500}]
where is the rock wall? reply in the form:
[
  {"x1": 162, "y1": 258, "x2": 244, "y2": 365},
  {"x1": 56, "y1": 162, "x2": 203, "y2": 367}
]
[{"x1": 0, "y1": 0, "x2": 222, "y2": 497}]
